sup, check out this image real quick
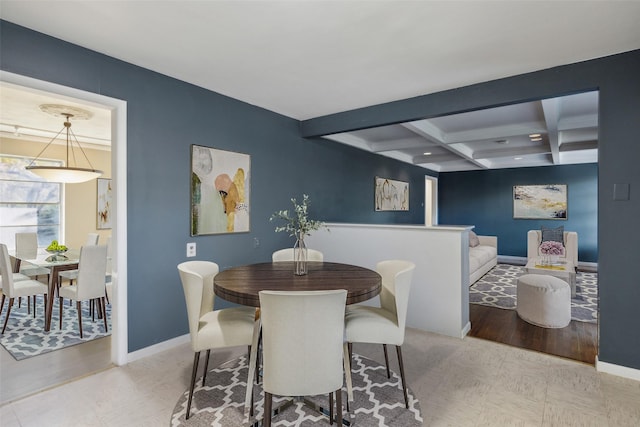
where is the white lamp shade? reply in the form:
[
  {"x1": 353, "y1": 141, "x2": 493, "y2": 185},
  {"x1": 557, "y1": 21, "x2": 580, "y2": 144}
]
[{"x1": 26, "y1": 166, "x2": 102, "y2": 183}]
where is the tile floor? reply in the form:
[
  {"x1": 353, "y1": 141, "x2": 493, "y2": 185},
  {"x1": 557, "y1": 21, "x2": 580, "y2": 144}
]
[{"x1": 1, "y1": 328, "x2": 639, "y2": 426}]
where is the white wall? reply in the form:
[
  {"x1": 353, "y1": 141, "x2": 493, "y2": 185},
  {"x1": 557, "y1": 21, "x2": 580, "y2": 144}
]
[{"x1": 307, "y1": 223, "x2": 471, "y2": 338}]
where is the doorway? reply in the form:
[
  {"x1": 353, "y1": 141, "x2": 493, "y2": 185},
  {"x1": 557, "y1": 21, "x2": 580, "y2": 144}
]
[{"x1": 0, "y1": 71, "x2": 128, "y2": 402}]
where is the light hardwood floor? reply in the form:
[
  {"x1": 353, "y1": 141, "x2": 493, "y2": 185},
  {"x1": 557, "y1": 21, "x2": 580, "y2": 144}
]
[
  {"x1": 2, "y1": 328, "x2": 639, "y2": 426},
  {"x1": 0, "y1": 336, "x2": 112, "y2": 404}
]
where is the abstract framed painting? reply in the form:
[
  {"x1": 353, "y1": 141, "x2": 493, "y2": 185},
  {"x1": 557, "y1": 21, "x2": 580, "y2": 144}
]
[
  {"x1": 513, "y1": 184, "x2": 567, "y2": 219},
  {"x1": 97, "y1": 178, "x2": 112, "y2": 229},
  {"x1": 191, "y1": 145, "x2": 250, "y2": 235},
  {"x1": 375, "y1": 177, "x2": 409, "y2": 211}
]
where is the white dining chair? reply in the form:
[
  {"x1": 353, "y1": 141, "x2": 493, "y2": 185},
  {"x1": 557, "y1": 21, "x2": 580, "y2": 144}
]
[
  {"x1": 58, "y1": 244, "x2": 108, "y2": 338},
  {"x1": 58, "y1": 233, "x2": 101, "y2": 293},
  {"x1": 177, "y1": 261, "x2": 256, "y2": 419},
  {"x1": 1, "y1": 243, "x2": 49, "y2": 334},
  {"x1": 345, "y1": 259, "x2": 415, "y2": 408},
  {"x1": 257, "y1": 289, "x2": 347, "y2": 426},
  {"x1": 15, "y1": 232, "x2": 50, "y2": 279},
  {"x1": 271, "y1": 248, "x2": 324, "y2": 262}
]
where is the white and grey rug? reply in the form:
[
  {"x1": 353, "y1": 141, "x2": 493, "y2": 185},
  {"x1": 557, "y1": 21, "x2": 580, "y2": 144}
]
[
  {"x1": 0, "y1": 297, "x2": 111, "y2": 360},
  {"x1": 470, "y1": 264, "x2": 597, "y2": 323},
  {"x1": 171, "y1": 353, "x2": 423, "y2": 426}
]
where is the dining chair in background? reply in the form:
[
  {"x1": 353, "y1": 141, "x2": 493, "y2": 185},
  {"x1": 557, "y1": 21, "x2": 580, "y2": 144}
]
[
  {"x1": 1, "y1": 243, "x2": 49, "y2": 334},
  {"x1": 58, "y1": 244, "x2": 108, "y2": 338},
  {"x1": 271, "y1": 248, "x2": 324, "y2": 262},
  {"x1": 177, "y1": 261, "x2": 256, "y2": 420},
  {"x1": 257, "y1": 289, "x2": 348, "y2": 426},
  {"x1": 344, "y1": 259, "x2": 416, "y2": 408},
  {"x1": 15, "y1": 232, "x2": 50, "y2": 280},
  {"x1": 58, "y1": 233, "x2": 101, "y2": 293}
]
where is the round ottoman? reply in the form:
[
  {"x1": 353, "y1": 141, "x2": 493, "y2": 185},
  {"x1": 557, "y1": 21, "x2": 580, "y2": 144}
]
[{"x1": 516, "y1": 274, "x2": 571, "y2": 328}]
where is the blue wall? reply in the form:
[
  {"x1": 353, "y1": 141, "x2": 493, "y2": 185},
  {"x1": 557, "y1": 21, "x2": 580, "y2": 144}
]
[
  {"x1": 0, "y1": 21, "x2": 431, "y2": 351},
  {"x1": 438, "y1": 164, "x2": 598, "y2": 262}
]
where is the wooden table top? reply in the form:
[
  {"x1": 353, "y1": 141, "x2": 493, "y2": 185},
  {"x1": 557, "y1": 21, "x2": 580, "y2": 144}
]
[{"x1": 214, "y1": 261, "x2": 382, "y2": 307}]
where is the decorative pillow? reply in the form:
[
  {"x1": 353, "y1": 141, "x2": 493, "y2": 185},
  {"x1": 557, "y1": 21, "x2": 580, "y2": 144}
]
[
  {"x1": 541, "y1": 225, "x2": 564, "y2": 243},
  {"x1": 469, "y1": 230, "x2": 480, "y2": 247}
]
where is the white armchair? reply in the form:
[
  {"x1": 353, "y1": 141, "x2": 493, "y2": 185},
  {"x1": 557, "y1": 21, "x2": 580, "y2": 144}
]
[{"x1": 527, "y1": 230, "x2": 578, "y2": 266}]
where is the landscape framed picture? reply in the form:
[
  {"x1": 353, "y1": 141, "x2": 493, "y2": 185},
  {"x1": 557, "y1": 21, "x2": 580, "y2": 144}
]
[
  {"x1": 97, "y1": 178, "x2": 112, "y2": 229},
  {"x1": 513, "y1": 184, "x2": 567, "y2": 219},
  {"x1": 190, "y1": 145, "x2": 250, "y2": 235},
  {"x1": 375, "y1": 177, "x2": 409, "y2": 211}
]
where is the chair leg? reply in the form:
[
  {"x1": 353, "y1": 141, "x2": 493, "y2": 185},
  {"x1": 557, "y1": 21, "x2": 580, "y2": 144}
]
[
  {"x1": 59, "y1": 297, "x2": 64, "y2": 329},
  {"x1": 335, "y1": 388, "x2": 343, "y2": 426},
  {"x1": 28, "y1": 296, "x2": 31, "y2": 316},
  {"x1": 329, "y1": 392, "x2": 334, "y2": 425},
  {"x1": 100, "y1": 297, "x2": 108, "y2": 333},
  {"x1": 201, "y1": 349, "x2": 211, "y2": 386},
  {"x1": 186, "y1": 351, "x2": 200, "y2": 420},
  {"x1": 383, "y1": 344, "x2": 391, "y2": 378},
  {"x1": 263, "y1": 392, "x2": 272, "y2": 427},
  {"x1": 1, "y1": 297, "x2": 14, "y2": 334},
  {"x1": 395, "y1": 345, "x2": 409, "y2": 408},
  {"x1": 77, "y1": 301, "x2": 83, "y2": 338}
]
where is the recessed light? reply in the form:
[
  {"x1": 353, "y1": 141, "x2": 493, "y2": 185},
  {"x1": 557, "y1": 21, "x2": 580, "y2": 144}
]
[
  {"x1": 529, "y1": 133, "x2": 541, "y2": 138},
  {"x1": 423, "y1": 152, "x2": 432, "y2": 156},
  {"x1": 530, "y1": 137, "x2": 543, "y2": 142},
  {"x1": 514, "y1": 157, "x2": 523, "y2": 160}
]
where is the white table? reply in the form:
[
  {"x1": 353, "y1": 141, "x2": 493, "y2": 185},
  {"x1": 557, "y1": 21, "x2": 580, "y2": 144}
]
[{"x1": 525, "y1": 258, "x2": 577, "y2": 297}]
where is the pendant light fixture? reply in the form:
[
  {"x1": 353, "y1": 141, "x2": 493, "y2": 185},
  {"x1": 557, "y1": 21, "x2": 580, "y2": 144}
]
[{"x1": 26, "y1": 104, "x2": 103, "y2": 183}]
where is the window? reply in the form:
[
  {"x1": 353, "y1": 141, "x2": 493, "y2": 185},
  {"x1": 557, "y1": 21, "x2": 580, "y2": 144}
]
[{"x1": 0, "y1": 154, "x2": 62, "y2": 249}]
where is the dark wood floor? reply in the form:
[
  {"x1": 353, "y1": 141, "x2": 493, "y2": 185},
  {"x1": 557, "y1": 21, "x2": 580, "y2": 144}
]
[{"x1": 468, "y1": 304, "x2": 598, "y2": 364}]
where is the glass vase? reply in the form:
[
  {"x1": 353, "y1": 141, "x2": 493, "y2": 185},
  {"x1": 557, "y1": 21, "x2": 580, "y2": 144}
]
[{"x1": 293, "y1": 232, "x2": 308, "y2": 275}]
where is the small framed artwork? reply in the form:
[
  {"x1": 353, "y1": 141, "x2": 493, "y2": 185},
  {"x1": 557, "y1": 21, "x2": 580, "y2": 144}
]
[
  {"x1": 97, "y1": 178, "x2": 112, "y2": 229},
  {"x1": 513, "y1": 184, "x2": 567, "y2": 219},
  {"x1": 375, "y1": 177, "x2": 409, "y2": 211},
  {"x1": 191, "y1": 145, "x2": 250, "y2": 235}
]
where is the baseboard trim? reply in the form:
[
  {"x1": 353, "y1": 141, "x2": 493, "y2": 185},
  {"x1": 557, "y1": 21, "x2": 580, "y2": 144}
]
[
  {"x1": 461, "y1": 321, "x2": 471, "y2": 338},
  {"x1": 127, "y1": 334, "x2": 190, "y2": 363},
  {"x1": 596, "y1": 357, "x2": 640, "y2": 381}
]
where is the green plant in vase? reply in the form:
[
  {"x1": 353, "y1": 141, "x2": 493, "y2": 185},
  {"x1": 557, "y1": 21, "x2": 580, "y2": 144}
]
[{"x1": 270, "y1": 194, "x2": 327, "y2": 275}]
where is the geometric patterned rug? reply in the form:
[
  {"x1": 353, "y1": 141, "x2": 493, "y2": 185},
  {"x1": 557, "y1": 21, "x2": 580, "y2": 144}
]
[
  {"x1": 470, "y1": 264, "x2": 598, "y2": 323},
  {"x1": 171, "y1": 353, "x2": 423, "y2": 426},
  {"x1": 0, "y1": 297, "x2": 111, "y2": 360}
]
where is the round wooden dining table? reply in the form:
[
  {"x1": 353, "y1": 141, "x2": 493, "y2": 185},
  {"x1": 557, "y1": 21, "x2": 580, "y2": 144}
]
[{"x1": 214, "y1": 261, "x2": 382, "y2": 307}]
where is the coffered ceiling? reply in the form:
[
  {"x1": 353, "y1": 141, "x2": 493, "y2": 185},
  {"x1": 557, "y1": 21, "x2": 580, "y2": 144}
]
[{"x1": 325, "y1": 91, "x2": 599, "y2": 172}]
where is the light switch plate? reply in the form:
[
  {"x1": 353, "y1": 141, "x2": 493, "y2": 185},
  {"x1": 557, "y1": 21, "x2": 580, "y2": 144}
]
[{"x1": 186, "y1": 242, "x2": 196, "y2": 257}]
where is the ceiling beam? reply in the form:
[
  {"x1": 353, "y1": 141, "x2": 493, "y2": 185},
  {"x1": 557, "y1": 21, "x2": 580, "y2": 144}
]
[
  {"x1": 369, "y1": 138, "x2": 432, "y2": 152},
  {"x1": 472, "y1": 145, "x2": 549, "y2": 160},
  {"x1": 541, "y1": 98, "x2": 561, "y2": 164}
]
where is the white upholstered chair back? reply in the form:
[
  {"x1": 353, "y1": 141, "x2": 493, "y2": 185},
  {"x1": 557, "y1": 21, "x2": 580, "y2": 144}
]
[
  {"x1": 0, "y1": 244, "x2": 14, "y2": 295},
  {"x1": 15, "y1": 233, "x2": 38, "y2": 258},
  {"x1": 85, "y1": 233, "x2": 100, "y2": 246},
  {"x1": 259, "y1": 289, "x2": 347, "y2": 397},
  {"x1": 177, "y1": 261, "x2": 219, "y2": 349},
  {"x1": 377, "y1": 260, "x2": 416, "y2": 343},
  {"x1": 527, "y1": 230, "x2": 578, "y2": 265},
  {"x1": 271, "y1": 248, "x2": 324, "y2": 262},
  {"x1": 75, "y1": 245, "x2": 108, "y2": 301}
]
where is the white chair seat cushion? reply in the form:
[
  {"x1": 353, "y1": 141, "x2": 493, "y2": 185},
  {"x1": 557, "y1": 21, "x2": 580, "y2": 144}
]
[
  {"x1": 59, "y1": 270, "x2": 79, "y2": 280},
  {"x1": 193, "y1": 307, "x2": 256, "y2": 352},
  {"x1": 58, "y1": 284, "x2": 79, "y2": 300},
  {"x1": 0, "y1": 273, "x2": 30, "y2": 286},
  {"x1": 516, "y1": 274, "x2": 571, "y2": 328},
  {"x1": 11, "y1": 280, "x2": 48, "y2": 298},
  {"x1": 345, "y1": 305, "x2": 403, "y2": 346}
]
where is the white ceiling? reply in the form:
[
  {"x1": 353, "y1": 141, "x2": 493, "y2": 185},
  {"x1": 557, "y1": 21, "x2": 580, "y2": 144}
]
[{"x1": 1, "y1": 1, "x2": 638, "y2": 170}]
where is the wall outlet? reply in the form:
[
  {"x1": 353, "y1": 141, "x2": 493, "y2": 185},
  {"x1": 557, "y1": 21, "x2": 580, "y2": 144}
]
[{"x1": 186, "y1": 242, "x2": 196, "y2": 257}]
